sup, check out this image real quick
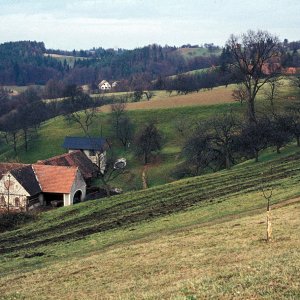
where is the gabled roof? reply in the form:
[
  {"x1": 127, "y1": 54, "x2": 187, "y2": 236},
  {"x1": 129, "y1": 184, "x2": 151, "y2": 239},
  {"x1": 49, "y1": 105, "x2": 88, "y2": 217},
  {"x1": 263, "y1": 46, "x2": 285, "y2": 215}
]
[
  {"x1": 10, "y1": 165, "x2": 41, "y2": 196},
  {"x1": 32, "y1": 165, "x2": 78, "y2": 194},
  {"x1": 62, "y1": 136, "x2": 107, "y2": 151},
  {"x1": 0, "y1": 163, "x2": 28, "y2": 180},
  {"x1": 37, "y1": 150, "x2": 98, "y2": 180}
]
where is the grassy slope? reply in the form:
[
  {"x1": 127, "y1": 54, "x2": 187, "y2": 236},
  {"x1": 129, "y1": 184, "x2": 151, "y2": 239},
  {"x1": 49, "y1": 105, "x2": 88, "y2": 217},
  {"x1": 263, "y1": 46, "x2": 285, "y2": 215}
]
[
  {"x1": 0, "y1": 88, "x2": 239, "y2": 190},
  {"x1": 0, "y1": 80, "x2": 296, "y2": 192},
  {"x1": 175, "y1": 47, "x2": 222, "y2": 59},
  {"x1": 0, "y1": 146, "x2": 300, "y2": 299}
]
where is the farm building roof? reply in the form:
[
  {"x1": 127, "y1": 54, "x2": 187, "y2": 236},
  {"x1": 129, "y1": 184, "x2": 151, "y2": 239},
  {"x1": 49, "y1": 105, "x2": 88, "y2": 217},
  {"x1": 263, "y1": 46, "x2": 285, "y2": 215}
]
[
  {"x1": 62, "y1": 136, "x2": 107, "y2": 151},
  {"x1": 10, "y1": 165, "x2": 42, "y2": 196},
  {"x1": 32, "y1": 165, "x2": 78, "y2": 194},
  {"x1": 0, "y1": 163, "x2": 28, "y2": 180},
  {"x1": 37, "y1": 150, "x2": 98, "y2": 180}
]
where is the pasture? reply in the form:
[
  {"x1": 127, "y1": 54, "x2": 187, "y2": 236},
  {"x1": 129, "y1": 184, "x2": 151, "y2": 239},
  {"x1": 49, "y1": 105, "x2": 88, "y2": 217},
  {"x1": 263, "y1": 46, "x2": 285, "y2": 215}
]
[{"x1": 0, "y1": 145, "x2": 300, "y2": 299}]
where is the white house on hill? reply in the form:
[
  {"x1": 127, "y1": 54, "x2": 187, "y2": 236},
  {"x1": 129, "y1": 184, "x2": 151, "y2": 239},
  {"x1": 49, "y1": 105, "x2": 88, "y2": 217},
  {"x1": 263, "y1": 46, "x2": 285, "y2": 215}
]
[{"x1": 98, "y1": 80, "x2": 111, "y2": 91}]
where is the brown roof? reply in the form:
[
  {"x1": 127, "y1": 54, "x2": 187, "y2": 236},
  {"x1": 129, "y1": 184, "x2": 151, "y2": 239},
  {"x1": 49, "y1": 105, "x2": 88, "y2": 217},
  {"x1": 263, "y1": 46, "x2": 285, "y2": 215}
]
[
  {"x1": 32, "y1": 164, "x2": 78, "y2": 194},
  {"x1": 37, "y1": 151, "x2": 98, "y2": 180},
  {"x1": 0, "y1": 163, "x2": 28, "y2": 180}
]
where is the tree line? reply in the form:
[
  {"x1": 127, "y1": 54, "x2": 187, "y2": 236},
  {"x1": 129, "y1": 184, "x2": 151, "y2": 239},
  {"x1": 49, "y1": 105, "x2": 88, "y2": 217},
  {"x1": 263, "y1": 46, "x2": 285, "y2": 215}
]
[
  {"x1": 2, "y1": 39, "x2": 299, "y2": 87},
  {"x1": 174, "y1": 107, "x2": 300, "y2": 179}
]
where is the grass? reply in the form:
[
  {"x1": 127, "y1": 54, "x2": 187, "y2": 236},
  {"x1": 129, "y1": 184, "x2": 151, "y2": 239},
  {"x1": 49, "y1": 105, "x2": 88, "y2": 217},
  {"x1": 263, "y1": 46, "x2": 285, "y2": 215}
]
[
  {"x1": 0, "y1": 145, "x2": 300, "y2": 299},
  {"x1": 3, "y1": 85, "x2": 43, "y2": 95},
  {"x1": 175, "y1": 47, "x2": 222, "y2": 60},
  {"x1": 0, "y1": 79, "x2": 299, "y2": 299},
  {"x1": 43, "y1": 53, "x2": 90, "y2": 67},
  {"x1": 0, "y1": 94, "x2": 240, "y2": 191},
  {"x1": 0, "y1": 80, "x2": 297, "y2": 192}
]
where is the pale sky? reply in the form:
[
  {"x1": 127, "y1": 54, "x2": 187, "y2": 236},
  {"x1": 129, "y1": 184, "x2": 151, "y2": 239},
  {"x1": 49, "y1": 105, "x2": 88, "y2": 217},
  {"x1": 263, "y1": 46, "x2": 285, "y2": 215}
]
[{"x1": 0, "y1": 0, "x2": 299, "y2": 50}]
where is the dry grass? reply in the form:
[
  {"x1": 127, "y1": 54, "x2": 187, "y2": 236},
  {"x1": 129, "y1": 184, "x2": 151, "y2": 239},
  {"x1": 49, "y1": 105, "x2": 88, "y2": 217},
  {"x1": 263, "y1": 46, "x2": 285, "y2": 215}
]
[
  {"x1": 100, "y1": 86, "x2": 235, "y2": 113},
  {"x1": 1, "y1": 201, "x2": 299, "y2": 300}
]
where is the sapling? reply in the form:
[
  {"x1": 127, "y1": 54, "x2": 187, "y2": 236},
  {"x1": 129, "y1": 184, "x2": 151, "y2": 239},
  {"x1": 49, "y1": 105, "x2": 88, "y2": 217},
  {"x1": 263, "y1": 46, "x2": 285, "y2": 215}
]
[{"x1": 260, "y1": 169, "x2": 274, "y2": 242}]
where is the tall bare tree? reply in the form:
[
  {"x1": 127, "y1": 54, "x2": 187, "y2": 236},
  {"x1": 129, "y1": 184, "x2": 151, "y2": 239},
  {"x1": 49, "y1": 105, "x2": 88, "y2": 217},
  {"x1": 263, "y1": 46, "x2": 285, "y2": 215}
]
[
  {"x1": 226, "y1": 30, "x2": 281, "y2": 123},
  {"x1": 64, "y1": 91, "x2": 97, "y2": 136},
  {"x1": 135, "y1": 122, "x2": 162, "y2": 165}
]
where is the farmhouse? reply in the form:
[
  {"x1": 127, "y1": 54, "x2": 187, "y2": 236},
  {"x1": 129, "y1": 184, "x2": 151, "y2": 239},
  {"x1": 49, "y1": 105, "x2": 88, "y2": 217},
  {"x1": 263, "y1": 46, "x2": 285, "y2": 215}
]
[
  {"x1": 111, "y1": 81, "x2": 118, "y2": 88},
  {"x1": 0, "y1": 164, "x2": 86, "y2": 212},
  {"x1": 63, "y1": 136, "x2": 108, "y2": 173},
  {"x1": 37, "y1": 150, "x2": 99, "y2": 184},
  {"x1": 98, "y1": 80, "x2": 111, "y2": 91}
]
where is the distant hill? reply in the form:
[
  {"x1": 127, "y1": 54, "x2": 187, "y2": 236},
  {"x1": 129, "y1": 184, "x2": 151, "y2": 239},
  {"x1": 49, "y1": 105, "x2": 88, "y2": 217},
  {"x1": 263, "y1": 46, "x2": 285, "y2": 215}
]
[
  {"x1": 0, "y1": 41, "x2": 65, "y2": 85},
  {"x1": 0, "y1": 41, "x2": 221, "y2": 86},
  {"x1": 1, "y1": 40, "x2": 299, "y2": 88}
]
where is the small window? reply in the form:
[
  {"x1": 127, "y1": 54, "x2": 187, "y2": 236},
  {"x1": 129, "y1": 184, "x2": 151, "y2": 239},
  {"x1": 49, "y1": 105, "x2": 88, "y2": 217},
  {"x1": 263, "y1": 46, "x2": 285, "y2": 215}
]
[
  {"x1": 0, "y1": 196, "x2": 6, "y2": 206},
  {"x1": 15, "y1": 197, "x2": 20, "y2": 207},
  {"x1": 89, "y1": 150, "x2": 96, "y2": 156}
]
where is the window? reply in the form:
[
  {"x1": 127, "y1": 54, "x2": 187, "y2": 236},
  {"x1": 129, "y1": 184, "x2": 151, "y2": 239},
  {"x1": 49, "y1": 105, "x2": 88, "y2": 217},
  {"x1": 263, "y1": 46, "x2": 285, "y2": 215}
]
[
  {"x1": 0, "y1": 196, "x2": 6, "y2": 206},
  {"x1": 15, "y1": 197, "x2": 20, "y2": 207}
]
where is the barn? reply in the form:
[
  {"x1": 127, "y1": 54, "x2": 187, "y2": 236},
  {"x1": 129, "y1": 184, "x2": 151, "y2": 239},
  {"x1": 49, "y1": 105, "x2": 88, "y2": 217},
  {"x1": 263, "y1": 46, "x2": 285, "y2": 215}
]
[{"x1": 0, "y1": 164, "x2": 86, "y2": 211}]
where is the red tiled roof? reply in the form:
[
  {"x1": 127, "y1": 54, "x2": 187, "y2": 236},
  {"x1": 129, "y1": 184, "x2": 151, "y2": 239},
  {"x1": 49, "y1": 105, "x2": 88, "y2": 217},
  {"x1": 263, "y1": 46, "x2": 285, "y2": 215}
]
[
  {"x1": 0, "y1": 163, "x2": 29, "y2": 180},
  {"x1": 283, "y1": 67, "x2": 297, "y2": 75},
  {"x1": 32, "y1": 164, "x2": 78, "y2": 194},
  {"x1": 37, "y1": 150, "x2": 98, "y2": 180}
]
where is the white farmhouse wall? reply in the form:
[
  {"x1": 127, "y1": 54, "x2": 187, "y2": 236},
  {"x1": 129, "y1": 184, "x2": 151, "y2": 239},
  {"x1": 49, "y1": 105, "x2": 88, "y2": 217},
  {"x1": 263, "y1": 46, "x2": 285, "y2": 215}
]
[
  {"x1": 100, "y1": 82, "x2": 111, "y2": 90},
  {"x1": 0, "y1": 173, "x2": 29, "y2": 210},
  {"x1": 64, "y1": 170, "x2": 86, "y2": 206},
  {"x1": 81, "y1": 150, "x2": 106, "y2": 172},
  {"x1": 98, "y1": 151, "x2": 107, "y2": 174},
  {"x1": 63, "y1": 194, "x2": 71, "y2": 206}
]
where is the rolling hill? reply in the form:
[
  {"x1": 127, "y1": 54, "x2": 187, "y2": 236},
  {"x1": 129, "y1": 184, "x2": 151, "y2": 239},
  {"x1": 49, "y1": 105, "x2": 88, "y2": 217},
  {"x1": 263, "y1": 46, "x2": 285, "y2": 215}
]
[{"x1": 0, "y1": 144, "x2": 300, "y2": 299}]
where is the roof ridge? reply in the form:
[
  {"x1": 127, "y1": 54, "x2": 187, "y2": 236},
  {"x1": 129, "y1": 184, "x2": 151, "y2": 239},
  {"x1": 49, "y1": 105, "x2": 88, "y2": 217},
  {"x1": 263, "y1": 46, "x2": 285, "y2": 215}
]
[{"x1": 41, "y1": 150, "x2": 81, "y2": 162}]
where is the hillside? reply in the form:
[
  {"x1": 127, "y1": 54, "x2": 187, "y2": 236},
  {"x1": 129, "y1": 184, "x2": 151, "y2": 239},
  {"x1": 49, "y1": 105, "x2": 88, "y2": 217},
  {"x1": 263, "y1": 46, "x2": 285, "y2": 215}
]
[
  {"x1": 0, "y1": 146, "x2": 300, "y2": 299},
  {"x1": 0, "y1": 42, "x2": 222, "y2": 86},
  {"x1": 1, "y1": 79, "x2": 298, "y2": 193},
  {"x1": 0, "y1": 85, "x2": 240, "y2": 191}
]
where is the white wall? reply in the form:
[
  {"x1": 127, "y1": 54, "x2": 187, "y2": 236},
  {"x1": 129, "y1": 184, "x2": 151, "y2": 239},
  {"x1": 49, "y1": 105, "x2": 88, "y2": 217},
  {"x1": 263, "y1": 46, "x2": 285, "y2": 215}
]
[
  {"x1": 63, "y1": 170, "x2": 86, "y2": 206},
  {"x1": 0, "y1": 173, "x2": 29, "y2": 210}
]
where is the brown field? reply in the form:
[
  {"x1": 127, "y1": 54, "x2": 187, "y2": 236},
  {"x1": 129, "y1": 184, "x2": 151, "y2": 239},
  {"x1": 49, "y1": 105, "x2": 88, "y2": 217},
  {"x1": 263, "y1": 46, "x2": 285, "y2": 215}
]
[{"x1": 101, "y1": 86, "x2": 235, "y2": 112}]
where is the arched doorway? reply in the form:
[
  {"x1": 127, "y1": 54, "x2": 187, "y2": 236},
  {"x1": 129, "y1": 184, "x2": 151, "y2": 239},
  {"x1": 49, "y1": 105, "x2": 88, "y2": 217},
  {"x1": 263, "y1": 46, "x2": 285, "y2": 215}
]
[{"x1": 73, "y1": 190, "x2": 82, "y2": 204}]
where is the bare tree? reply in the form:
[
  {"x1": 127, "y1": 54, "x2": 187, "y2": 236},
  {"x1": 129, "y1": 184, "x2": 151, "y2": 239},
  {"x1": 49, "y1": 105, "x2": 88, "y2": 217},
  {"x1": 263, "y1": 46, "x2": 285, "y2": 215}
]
[
  {"x1": 183, "y1": 128, "x2": 216, "y2": 175},
  {"x1": 110, "y1": 102, "x2": 134, "y2": 149},
  {"x1": 239, "y1": 117, "x2": 271, "y2": 162},
  {"x1": 67, "y1": 107, "x2": 97, "y2": 136},
  {"x1": 117, "y1": 116, "x2": 134, "y2": 149},
  {"x1": 226, "y1": 30, "x2": 281, "y2": 123},
  {"x1": 143, "y1": 91, "x2": 155, "y2": 101},
  {"x1": 99, "y1": 156, "x2": 127, "y2": 196},
  {"x1": 232, "y1": 84, "x2": 248, "y2": 105},
  {"x1": 111, "y1": 101, "x2": 127, "y2": 135},
  {"x1": 209, "y1": 112, "x2": 239, "y2": 170},
  {"x1": 65, "y1": 93, "x2": 97, "y2": 136},
  {"x1": 263, "y1": 77, "x2": 282, "y2": 113},
  {"x1": 135, "y1": 122, "x2": 162, "y2": 165}
]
